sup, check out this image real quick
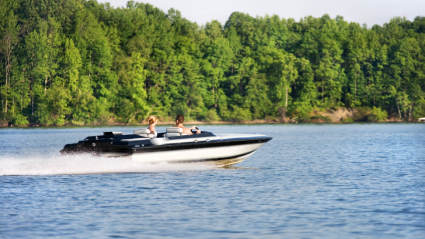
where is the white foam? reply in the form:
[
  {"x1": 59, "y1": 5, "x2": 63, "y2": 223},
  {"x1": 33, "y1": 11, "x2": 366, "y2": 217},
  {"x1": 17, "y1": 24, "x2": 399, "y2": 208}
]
[{"x1": 0, "y1": 154, "x2": 217, "y2": 176}]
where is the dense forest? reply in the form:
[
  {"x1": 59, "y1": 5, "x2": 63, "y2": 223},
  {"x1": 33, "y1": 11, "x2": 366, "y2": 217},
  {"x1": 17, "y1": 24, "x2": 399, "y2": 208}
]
[{"x1": 0, "y1": 0, "x2": 424, "y2": 126}]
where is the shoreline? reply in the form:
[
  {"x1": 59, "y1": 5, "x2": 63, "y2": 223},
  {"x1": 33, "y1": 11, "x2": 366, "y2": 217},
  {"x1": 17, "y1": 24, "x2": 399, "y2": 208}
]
[
  {"x1": 2, "y1": 107, "x2": 421, "y2": 128},
  {"x1": 1, "y1": 119, "x2": 418, "y2": 129}
]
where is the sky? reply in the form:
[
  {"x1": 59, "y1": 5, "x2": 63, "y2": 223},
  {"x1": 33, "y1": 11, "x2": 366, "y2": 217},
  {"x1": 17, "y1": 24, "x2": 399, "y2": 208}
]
[{"x1": 98, "y1": 0, "x2": 425, "y2": 26}]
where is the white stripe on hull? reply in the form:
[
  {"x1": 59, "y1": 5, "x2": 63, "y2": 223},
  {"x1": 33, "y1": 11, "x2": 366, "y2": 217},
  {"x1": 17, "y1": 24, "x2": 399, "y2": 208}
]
[{"x1": 130, "y1": 143, "x2": 264, "y2": 163}]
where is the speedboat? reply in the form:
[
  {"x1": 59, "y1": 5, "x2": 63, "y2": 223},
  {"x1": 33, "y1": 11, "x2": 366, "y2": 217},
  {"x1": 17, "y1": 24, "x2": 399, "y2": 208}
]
[{"x1": 60, "y1": 127, "x2": 272, "y2": 166}]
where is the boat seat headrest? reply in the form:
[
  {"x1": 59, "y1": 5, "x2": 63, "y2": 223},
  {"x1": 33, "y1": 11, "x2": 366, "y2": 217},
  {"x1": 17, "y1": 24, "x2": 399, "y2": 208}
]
[
  {"x1": 166, "y1": 127, "x2": 183, "y2": 133},
  {"x1": 134, "y1": 128, "x2": 155, "y2": 138},
  {"x1": 165, "y1": 127, "x2": 183, "y2": 137}
]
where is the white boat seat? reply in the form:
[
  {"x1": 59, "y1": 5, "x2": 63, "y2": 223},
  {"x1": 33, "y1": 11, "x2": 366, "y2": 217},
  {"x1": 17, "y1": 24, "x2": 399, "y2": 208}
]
[
  {"x1": 165, "y1": 127, "x2": 183, "y2": 137},
  {"x1": 134, "y1": 128, "x2": 155, "y2": 138}
]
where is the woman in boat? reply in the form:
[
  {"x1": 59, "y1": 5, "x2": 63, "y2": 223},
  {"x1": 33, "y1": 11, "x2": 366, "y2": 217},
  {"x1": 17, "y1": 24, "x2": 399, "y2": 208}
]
[
  {"x1": 175, "y1": 114, "x2": 200, "y2": 135},
  {"x1": 147, "y1": 116, "x2": 158, "y2": 137}
]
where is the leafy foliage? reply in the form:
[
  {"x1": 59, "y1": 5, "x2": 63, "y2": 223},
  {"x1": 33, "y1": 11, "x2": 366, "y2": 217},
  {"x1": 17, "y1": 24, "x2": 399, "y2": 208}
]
[{"x1": 1, "y1": 0, "x2": 424, "y2": 126}]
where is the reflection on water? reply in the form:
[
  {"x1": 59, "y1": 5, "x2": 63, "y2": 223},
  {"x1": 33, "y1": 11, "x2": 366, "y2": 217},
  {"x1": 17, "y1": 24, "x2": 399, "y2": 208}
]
[{"x1": 220, "y1": 165, "x2": 255, "y2": 170}]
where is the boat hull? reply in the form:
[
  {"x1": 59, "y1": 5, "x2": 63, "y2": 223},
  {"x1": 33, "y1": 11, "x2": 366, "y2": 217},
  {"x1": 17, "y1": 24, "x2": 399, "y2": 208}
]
[{"x1": 130, "y1": 142, "x2": 264, "y2": 165}]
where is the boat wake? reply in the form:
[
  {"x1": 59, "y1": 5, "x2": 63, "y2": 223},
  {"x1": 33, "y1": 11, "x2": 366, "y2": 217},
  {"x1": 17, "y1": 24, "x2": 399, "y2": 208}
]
[{"x1": 0, "y1": 154, "x2": 217, "y2": 176}]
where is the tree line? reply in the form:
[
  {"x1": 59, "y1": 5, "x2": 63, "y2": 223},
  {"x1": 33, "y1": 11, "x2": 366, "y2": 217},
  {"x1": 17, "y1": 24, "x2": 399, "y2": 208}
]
[{"x1": 1, "y1": 0, "x2": 424, "y2": 126}]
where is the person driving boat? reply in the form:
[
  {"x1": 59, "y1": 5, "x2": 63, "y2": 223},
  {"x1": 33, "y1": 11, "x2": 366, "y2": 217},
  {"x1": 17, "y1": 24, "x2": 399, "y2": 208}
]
[{"x1": 175, "y1": 114, "x2": 201, "y2": 135}]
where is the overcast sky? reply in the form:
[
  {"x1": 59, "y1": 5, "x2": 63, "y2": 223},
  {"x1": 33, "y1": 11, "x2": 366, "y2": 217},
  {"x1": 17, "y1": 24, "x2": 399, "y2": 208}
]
[{"x1": 98, "y1": 0, "x2": 425, "y2": 27}]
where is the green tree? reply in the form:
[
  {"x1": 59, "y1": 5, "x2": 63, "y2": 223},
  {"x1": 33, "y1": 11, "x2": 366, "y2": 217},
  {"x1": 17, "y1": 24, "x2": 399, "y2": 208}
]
[
  {"x1": 115, "y1": 52, "x2": 150, "y2": 123},
  {"x1": 0, "y1": 8, "x2": 19, "y2": 118},
  {"x1": 24, "y1": 18, "x2": 61, "y2": 123}
]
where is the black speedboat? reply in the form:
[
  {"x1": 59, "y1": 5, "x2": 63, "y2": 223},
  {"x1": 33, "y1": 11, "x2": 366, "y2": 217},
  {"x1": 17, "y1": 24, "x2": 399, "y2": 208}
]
[{"x1": 61, "y1": 128, "x2": 272, "y2": 166}]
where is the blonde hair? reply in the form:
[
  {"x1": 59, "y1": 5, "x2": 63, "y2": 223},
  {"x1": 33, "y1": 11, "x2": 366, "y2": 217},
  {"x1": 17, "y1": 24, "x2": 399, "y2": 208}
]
[{"x1": 147, "y1": 116, "x2": 158, "y2": 125}]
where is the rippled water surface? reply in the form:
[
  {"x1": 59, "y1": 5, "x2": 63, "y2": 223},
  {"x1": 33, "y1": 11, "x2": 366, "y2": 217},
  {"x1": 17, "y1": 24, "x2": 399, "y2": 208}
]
[{"x1": 1, "y1": 124, "x2": 424, "y2": 238}]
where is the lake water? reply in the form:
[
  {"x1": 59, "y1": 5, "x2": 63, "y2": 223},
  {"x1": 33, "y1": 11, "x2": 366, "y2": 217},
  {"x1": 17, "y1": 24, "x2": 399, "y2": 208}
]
[{"x1": 0, "y1": 124, "x2": 424, "y2": 238}]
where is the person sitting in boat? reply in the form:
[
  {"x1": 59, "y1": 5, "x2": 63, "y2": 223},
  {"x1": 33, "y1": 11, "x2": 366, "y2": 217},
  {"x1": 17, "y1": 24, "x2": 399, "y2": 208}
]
[
  {"x1": 175, "y1": 114, "x2": 201, "y2": 135},
  {"x1": 147, "y1": 115, "x2": 158, "y2": 137}
]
